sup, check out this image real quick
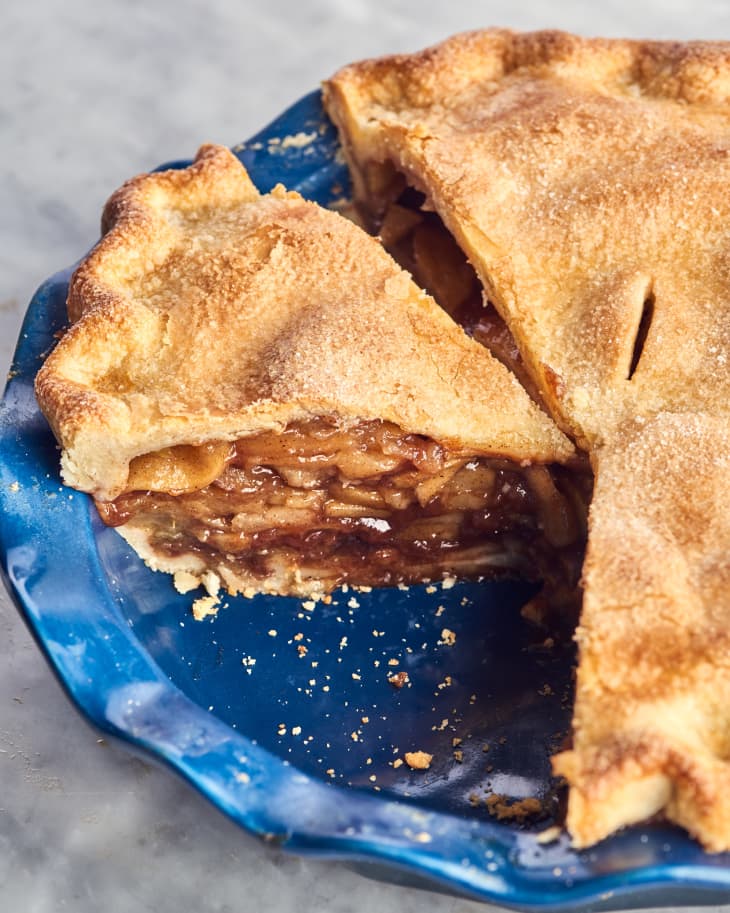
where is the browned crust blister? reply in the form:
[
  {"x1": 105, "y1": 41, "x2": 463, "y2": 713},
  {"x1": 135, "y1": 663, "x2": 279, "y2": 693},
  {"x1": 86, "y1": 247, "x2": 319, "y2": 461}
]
[
  {"x1": 323, "y1": 30, "x2": 730, "y2": 849},
  {"x1": 34, "y1": 143, "x2": 572, "y2": 502}
]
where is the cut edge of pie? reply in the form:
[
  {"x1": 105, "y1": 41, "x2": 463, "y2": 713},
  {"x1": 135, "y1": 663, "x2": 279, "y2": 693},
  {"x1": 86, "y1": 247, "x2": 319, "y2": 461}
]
[{"x1": 553, "y1": 412, "x2": 730, "y2": 852}]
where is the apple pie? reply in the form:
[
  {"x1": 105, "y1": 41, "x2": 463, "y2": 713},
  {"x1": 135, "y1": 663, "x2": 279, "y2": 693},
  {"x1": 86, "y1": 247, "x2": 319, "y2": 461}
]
[
  {"x1": 324, "y1": 30, "x2": 730, "y2": 848},
  {"x1": 35, "y1": 143, "x2": 584, "y2": 603}
]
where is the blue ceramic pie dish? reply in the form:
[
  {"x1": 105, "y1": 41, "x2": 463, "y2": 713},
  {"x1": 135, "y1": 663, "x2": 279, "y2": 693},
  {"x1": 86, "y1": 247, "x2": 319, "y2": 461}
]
[{"x1": 2, "y1": 90, "x2": 730, "y2": 911}]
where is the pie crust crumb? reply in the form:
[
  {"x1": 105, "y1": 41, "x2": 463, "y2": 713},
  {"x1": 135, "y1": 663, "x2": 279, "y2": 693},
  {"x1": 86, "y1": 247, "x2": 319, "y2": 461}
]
[
  {"x1": 191, "y1": 595, "x2": 220, "y2": 621},
  {"x1": 485, "y1": 793, "x2": 543, "y2": 821},
  {"x1": 404, "y1": 750, "x2": 433, "y2": 770},
  {"x1": 174, "y1": 570, "x2": 200, "y2": 594}
]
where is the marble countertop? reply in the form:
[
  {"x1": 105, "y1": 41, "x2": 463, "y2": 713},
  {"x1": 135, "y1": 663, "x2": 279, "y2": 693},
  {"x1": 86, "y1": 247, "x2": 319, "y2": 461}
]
[{"x1": 3, "y1": 2, "x2": 730, "y2": 911}]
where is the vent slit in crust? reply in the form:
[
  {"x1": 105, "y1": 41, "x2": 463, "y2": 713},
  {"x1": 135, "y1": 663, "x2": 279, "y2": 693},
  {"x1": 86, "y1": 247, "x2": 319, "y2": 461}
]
[{"x1": 627, "y1": 287, "x2": 655, "y2": 381}]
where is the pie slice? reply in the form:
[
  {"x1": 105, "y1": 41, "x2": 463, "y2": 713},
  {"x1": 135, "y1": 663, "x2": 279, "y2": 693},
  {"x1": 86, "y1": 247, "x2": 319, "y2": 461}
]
[
  {"x1": 324, "y1": 31, "x2": 730, "y2": 847},
  {"x1": 35, "y1": 143, "x2": 582, "y2": 601}
]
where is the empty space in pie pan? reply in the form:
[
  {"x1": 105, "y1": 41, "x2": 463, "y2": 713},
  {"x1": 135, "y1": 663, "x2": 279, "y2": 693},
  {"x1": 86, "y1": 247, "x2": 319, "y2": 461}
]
[{"x1": 2, "y1": 90, "x2": 730, "y2": 911}]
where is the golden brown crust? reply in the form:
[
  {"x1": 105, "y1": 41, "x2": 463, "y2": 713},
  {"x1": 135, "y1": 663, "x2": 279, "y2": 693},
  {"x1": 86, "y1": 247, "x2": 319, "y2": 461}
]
[
  {"x1": 325, "y1": 30, "x2": 730, "y2": 849},
  {"x1": 554, "y1": 413, "x2": 730, "y2": 850},
  {"x1": 35, "y1": 143, "x2": 572, "y2": 500},
  {"x1": 324, "y1": 29, "x2": 730, "y2": 447}
]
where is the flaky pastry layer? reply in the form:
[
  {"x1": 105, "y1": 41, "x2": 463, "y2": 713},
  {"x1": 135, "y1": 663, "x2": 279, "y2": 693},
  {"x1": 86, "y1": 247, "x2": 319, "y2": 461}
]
[{"x1": 35, "y1": 144, "x2": 572, "y2": 501}]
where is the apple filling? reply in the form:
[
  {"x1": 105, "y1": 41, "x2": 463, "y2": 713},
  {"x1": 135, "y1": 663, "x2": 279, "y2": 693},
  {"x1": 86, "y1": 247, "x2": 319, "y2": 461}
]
[
  {"x1": 346, "y1": 165, "x2": 542, "y2": 401},
  {"x1": 95, "y1": 417, "x2": 588, "y2": 600}
]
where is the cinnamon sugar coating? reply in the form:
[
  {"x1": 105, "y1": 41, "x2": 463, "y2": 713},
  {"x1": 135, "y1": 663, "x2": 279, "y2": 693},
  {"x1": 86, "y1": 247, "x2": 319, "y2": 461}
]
[
  {"x1": 554, "y1": 413, "x2": 730, "y2": 850},
  {"x1": 35, "y1": 144, "x2": 572, "y2": 501},
  {"x1": 324, "y1": 29, "x2": 730, "y2": 446}
]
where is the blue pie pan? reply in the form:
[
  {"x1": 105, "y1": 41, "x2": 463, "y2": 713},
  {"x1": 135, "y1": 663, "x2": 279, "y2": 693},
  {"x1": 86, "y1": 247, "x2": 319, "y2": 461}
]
[{"x1": 2, "y1": 90, "x2": 730, "y2": 911}]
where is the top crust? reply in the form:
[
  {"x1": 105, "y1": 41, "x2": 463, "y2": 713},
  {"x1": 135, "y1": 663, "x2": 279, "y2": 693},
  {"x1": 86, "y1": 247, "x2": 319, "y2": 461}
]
[
  {"x1": 35, "y1": 144, "x2": 572, "y2": 500},
  {"x1": 324, "y1": 29, "x2": 730, "y2": 448},
  {"x1": 554, "y1": 412, "x2": 730, "y2": 850}
]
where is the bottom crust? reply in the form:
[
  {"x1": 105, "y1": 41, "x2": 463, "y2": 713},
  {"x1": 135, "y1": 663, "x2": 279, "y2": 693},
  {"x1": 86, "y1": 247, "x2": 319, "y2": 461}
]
[{"x1": 119, "y1": 521, "x2": 536, "y2": 600}]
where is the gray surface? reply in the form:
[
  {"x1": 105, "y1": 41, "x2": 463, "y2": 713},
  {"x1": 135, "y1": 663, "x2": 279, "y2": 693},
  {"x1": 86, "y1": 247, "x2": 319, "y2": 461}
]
[{"x1": 2, "y1": 2, "x2": 730, "y2": 911}]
